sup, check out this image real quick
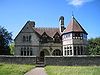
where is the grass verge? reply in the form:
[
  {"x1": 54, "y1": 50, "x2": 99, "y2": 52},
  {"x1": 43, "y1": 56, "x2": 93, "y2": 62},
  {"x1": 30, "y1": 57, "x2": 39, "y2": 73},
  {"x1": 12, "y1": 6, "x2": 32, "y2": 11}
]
[
  {"x1": 0, "y1": 63, "x2": 34, "y2": 75},
  {"x1": 45, "y1": 66, "x2": 100, "y2": 75}
]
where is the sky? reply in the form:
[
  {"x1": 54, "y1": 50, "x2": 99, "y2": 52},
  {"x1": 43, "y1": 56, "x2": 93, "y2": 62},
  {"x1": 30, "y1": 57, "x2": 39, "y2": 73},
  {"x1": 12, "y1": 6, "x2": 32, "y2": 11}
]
[{"x1": 0, "y1": 0, "x2": 100, "y2": 39}]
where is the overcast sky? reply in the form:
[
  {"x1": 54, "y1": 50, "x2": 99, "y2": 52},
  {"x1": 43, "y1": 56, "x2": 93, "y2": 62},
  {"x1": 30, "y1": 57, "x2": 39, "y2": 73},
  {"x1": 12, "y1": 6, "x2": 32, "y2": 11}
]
[{"x1": 0, "y1": 0, "x2": 100, "y2": 39}]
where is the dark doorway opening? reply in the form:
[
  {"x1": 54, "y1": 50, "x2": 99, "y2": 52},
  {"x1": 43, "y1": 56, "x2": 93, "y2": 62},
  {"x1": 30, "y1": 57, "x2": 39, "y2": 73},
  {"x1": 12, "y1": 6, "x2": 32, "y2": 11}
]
[
  {"x1": 40, "y1": 51, "x2": 44, "y2": 57},
  {"x1": 36, "y1": 51, "x2": 44, "y2": 63}
]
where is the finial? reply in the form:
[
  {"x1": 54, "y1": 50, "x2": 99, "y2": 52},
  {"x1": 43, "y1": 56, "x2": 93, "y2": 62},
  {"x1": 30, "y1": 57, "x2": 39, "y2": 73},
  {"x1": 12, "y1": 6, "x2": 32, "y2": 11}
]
[{"x1": 72, "y1": 11, "x2": 74, "y2": 18}]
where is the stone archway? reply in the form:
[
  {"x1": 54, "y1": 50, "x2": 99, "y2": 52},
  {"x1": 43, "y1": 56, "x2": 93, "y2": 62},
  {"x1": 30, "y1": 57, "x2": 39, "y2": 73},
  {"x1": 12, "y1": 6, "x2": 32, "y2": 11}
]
[
  {"x1": 40, "y1": 51, "x2": 44, "y2": 57},
  {"x1": 52, "y1": 49, "x2": 62, "y2": 56},
  {"x1": 40, "y1": 49, "x2": 50, "y2": 56}
]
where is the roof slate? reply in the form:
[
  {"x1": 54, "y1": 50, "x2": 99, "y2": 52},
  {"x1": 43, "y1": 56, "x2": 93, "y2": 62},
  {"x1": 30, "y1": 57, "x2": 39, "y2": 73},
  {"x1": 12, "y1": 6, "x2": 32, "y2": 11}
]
[
  {"x1": 34, "y1": 27, "x2": 60, "y2": 37},
  {"x1": 63, "y1": 17, "x2": 88, "y2": 34}
]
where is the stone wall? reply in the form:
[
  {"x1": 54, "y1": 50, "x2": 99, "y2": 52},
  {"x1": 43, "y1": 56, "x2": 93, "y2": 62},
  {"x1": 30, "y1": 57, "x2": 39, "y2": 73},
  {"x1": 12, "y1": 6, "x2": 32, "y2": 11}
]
[
  {"x1": 0, "y1": 55, "x2": 36, "y2": 64},
  {"x1": 45, "y1": 56, "x2": 100, "y2": 66},
  {"x1": 1, "y1": 55, "x2": 100, "y2": 66}
]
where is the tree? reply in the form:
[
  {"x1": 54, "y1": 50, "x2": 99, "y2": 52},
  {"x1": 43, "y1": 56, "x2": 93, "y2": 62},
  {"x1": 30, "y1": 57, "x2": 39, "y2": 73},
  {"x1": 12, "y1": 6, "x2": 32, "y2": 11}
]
[
  {"x1": 9, "y1": 42, "x2": 15, "y2": 55},
  {"x1": 87, "y1": 37, "x2": 100, "y2": 55},
  {"x1": 0, "y1": 26, "x2": 12, "y2": 55}
]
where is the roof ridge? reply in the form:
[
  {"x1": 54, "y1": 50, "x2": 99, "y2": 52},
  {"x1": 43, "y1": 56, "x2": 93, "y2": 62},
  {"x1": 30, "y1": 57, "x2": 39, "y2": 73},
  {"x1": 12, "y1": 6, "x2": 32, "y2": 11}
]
[{"x1": 36, "y1": 27, "x2": 59, "y2": 29}]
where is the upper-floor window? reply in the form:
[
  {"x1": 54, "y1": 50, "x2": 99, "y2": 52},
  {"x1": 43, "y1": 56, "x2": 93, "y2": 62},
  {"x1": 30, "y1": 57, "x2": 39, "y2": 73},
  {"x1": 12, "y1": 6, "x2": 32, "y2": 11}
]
[
  {"x1": 53, "y1": 32, "x2": 61, "y2": 43},
  {"x1": 22, "y1": 35, "x2": 32, "y2": 42},
  {"x1": 73, "y1": 33, "x2": 83, "y2": 39},
  {"x1": 40, "y1": 32, "x2": 48, "y2": 43},
  {"x1": 23, "y1": 36, "x2": 25, "y2": 42}
]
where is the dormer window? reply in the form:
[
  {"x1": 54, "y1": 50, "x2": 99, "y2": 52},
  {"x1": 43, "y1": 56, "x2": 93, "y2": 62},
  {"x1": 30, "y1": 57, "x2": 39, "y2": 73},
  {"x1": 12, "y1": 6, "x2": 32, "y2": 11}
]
[
  {"x1": 41, "y1": 32, "x2": 48, "y2": 43},
  {"x1": 53, "y1": 32, "x2": 61, "y2": 43}
]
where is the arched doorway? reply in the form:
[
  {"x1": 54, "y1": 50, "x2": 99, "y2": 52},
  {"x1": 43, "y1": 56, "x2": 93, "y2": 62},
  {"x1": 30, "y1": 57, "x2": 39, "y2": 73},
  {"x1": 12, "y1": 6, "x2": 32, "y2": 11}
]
[
  {"x1": 40, "y1": 51, "x2": 44, "y2": 57},
  {"x1": 52, "y1": 49, "x2": 62, "y2": 56},
  {"x1": 39, "y1": 49, "x2": 50, "y2": 62},
  {"x1": 40, "y1": 49, "x2": 50, "y2": 56}
]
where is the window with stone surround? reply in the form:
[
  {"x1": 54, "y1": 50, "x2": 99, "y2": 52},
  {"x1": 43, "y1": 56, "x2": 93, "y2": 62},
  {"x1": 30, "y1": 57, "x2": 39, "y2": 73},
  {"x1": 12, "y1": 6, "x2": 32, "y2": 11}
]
[
  {"x1": 20, "y1": 47, "x2": 33, "y2": 56},
  {"x1": 52, "y1": 49, "x2": 62, "y2": 56},
  {"x1": 22, "y1": 35, "x2": 32, "y2": 42}
]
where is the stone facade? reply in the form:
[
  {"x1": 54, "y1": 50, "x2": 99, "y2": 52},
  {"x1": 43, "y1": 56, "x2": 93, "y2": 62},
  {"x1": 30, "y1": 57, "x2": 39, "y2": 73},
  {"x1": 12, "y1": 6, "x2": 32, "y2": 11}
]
[{"x1": 14, "y1": 16, "x2": 88, "y2": 57}]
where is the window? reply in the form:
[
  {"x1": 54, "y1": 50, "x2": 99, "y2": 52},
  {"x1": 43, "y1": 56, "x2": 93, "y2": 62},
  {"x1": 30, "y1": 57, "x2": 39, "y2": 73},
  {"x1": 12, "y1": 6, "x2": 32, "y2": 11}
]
[
  {"x1": 24, "y1": 51, "x2": 26, "y2": 56},
  {"x1": 26, "y1": 36, "x2": 28, "y2": 42},
  {"x1": 41, "y1": 33, "x2": 48, "y2": 43},
  {"x1": 23, "y1": 36, "x2": 25, "y2": 42},
  {"x1": 81, "y1": 46, "x2": 83, "y2": 55},
  {"x1": 70, "y1": 50, "x2": 72, "y2": 55},
  {"x1": 64, "y1": 46, "x2": 72, "y2": 56},
  {"x1": 20, "y1": 47, "x2": 33, "y2": 56},
  {"x1": 77, "y1": 46, "x2": 80, "y2": 55},
  {"x1": 30, "y1": 50, "x2": 32, "y2": 56},
  {"x1": 29, "y1": 35, "x2": 31, "y2": 42},
  {"x1": 52, "y1": 49, "x2": 62, "y2": 56},
  {"x1": 67, "y1": 47, "x2": 69, "y2": 49},
  {"x1": 74, "y1": 46, "x2": 77, "y2": 55},
  {"x1": 22, "y1": 35, "x2": 32, "y2": 42},
  {"x1": 53, "y1": 33, "x2": 61, "y2": 43},
  {"x1": 73, "y1": 33, "x2": 83, "y2": 39},
  {"x1": 21, "y1": 48, "x2": 23, "y2": 55},
  {"x1": 64, "y1": 47, "x2": 66, "y2": 50},
  {"x1": 65, "y1": 50, "x2": 66, "y2": 55},
  {"x1": 67, "y1": 50, "x2": 69, "y2": 55},
  {"x1": 27, "y1": 50, "x2": 29, "y2": 56}
]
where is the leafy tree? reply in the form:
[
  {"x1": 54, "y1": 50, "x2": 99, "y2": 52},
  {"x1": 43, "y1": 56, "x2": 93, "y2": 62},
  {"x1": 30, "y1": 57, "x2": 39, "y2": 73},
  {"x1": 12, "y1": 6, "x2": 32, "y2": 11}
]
[
  {"x1": 0, "y1": 26, "x2": 12, "y2": 55},
  {"x1": 87, "y1": 37, "x2": 100, "y2": 55},
  {"x1": 9, "y1": 42, "x2": 15, "y2": 55}
]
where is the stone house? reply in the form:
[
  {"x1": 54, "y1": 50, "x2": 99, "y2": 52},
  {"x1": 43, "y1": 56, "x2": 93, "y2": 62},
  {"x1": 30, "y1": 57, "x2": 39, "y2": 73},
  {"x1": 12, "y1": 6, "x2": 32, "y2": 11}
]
[{"x1": 14, "y1": 16, "x2": 88, "y2": 57}]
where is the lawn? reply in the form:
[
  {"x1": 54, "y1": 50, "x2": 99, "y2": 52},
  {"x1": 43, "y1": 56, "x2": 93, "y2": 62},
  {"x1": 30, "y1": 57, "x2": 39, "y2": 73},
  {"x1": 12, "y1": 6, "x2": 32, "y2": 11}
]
[
  {"x1": 0, "y1": 63, "x2": 34, "y2": 75},
  {"x1": 45, "y1": 66, "x2": 100, "y2": 75}
]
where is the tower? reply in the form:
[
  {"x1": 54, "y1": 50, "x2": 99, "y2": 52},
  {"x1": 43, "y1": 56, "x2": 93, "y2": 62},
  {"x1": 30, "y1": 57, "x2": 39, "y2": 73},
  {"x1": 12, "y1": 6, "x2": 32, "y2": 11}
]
[
  {"x1": 62, "y1": 16, "x2": 88, "y2": 56},
  {"x1": 59, "y1": 16, "x2": 65, "y2": 33}
]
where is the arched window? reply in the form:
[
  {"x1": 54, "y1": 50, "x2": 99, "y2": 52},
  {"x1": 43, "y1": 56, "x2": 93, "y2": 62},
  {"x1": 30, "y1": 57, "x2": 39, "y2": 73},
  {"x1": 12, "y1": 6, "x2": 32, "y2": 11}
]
[{"x1": 52, "y1": 49, "x2": 62, "y2": 56}]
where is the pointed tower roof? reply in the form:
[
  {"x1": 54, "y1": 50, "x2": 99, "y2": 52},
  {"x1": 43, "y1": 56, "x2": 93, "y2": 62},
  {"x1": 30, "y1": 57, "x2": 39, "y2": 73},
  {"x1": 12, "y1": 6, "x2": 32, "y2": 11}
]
[{"x1": 63, "y1": 16, "x2": 88, "y2": 35}]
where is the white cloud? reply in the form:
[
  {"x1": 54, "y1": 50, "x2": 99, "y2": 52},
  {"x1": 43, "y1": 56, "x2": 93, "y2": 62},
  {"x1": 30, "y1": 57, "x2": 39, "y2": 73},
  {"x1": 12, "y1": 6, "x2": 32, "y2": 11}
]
[{"x1": 67, "y1": 0, "x2": 94, "y2": 6}]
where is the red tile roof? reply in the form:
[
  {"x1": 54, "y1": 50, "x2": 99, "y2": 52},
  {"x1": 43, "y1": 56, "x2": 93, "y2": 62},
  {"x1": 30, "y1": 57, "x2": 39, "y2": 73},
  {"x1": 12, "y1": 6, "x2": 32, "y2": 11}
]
[
  {"x1": 34, "y1": 27, "x2": 60, "y2": 37},
  {"x1": 63, "y1": 17, "x2": 88, "y2": 34}
]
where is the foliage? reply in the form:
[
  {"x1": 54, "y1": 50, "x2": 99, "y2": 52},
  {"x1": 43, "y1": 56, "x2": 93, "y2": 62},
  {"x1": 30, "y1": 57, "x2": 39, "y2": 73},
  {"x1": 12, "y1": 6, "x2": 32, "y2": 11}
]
[
  {"x1": 0, "y1": 63, "x2": 34, "y2": 75},
  {"x1": 9, "y1": 42, "x2": 15, "y2": 55},
  {"x1": 87, "y1": 37, "x2": 100, "y2": 55},
  {"x1": 0, "y1": 26, "x2": 12, "y2": 55},
  {"x1": 45, "y1": 66, "x2": 100, "y2": 75}
]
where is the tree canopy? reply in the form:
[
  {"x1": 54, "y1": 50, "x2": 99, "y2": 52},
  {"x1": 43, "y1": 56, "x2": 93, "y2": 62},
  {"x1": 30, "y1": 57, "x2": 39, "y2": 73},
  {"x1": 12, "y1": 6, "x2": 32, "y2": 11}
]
[
  {"x1": 87, "y1": 37, "x2": 100, "y2": 55},
  {"x1": 0, "y1": 26, "x2": 12, "y2": 55}
]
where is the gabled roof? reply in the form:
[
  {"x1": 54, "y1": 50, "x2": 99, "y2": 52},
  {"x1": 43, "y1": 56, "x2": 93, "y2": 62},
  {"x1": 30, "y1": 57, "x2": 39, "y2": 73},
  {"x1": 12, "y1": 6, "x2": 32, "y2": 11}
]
[
  {"x1": 63, "y1": 16, "x2": 88, "y2": 34},
  {"x1": 34, "y1": 27, "x2": 60, "y2": 38}
]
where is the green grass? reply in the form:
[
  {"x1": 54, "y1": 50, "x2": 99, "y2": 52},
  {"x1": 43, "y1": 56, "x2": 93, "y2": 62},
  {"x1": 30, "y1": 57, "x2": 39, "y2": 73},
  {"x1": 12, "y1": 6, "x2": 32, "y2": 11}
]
[
  {"x1": 0, "y1": 63, "x2": 34, "y2": 75},
  {"x1": 45, "y1": 66, "x2": 100, "y2": 75}
]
